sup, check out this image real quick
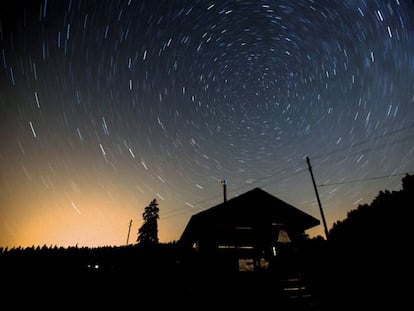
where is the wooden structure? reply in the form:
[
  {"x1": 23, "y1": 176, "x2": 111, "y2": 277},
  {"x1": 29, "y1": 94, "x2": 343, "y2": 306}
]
[{"x1": 179, "y1": 187, "x2": 320, "y2": 272}]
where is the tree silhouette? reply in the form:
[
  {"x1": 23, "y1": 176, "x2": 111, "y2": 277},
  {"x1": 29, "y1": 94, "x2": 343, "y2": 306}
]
[
  {"x1": 137, "y1": 199, "x2": 160, "y2": 245},
  {"x1": 402, "y1": 172, "x2": 414, "y2": 192},
  {"x1": 323, "y1": 173, "x2": 414, "y2": 309},
  {"x1": 329, "y1": 173, "x2": 413, "y2": 245}
]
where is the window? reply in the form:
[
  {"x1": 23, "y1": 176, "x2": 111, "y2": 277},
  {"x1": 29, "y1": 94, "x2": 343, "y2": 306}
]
[
  {"x1": 238, "y1": 258, "x2": 255, "y2": 272},
  {"x1": 277, "y1": 229, "x2": 291, "y2": 243}
]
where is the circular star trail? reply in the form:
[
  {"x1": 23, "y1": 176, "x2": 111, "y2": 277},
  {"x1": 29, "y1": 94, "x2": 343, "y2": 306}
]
[{"x1": 1, "y1": 0, "x2": 413, "y2": 248}]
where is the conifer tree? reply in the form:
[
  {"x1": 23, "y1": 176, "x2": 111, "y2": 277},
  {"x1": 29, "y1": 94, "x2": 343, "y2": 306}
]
[{"x1": 137, "y1": 199, "x2": 160, "y2": 245}]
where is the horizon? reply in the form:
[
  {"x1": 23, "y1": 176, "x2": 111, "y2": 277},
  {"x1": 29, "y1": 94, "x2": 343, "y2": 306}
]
[{"x1": 1, "y1": 175, "x2": 410, "y2": 250}]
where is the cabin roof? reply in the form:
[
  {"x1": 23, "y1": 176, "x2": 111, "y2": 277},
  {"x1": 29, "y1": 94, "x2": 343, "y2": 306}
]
[{"x1": 180, "y1": 187, "x2": 320, "y2": 242}]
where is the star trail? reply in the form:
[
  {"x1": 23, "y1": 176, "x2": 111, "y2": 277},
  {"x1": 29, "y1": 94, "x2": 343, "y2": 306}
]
[{"x1": 1, "y1": 0, "x2": 413, "y2": 248}]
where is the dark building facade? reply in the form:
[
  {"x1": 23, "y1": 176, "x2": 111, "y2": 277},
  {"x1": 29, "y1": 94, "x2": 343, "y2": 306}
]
[{"x1": 179, "y1": 187, "x2": 320, "y2": 273}]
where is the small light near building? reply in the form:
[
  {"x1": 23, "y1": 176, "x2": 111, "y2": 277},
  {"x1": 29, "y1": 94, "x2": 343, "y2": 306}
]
[
  {"x1": 238, "y1": 245, "x2": 254, "y2": 249},
  {"x1": 218, "y1": 245, "x2": 253, "y2": 249},
  {"x1": 87, "y1": 263, "x2": 101, "y2": 270},
  {"x1": 218, "y1": 245, "x2": 236, "y2": 249},
  {"x1": 272, "y1": 246, "x2": 277, "y2": 256}
]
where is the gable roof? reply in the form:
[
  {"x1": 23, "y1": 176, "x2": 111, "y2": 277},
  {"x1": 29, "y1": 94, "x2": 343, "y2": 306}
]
[{"x1": 180, "y1": 187, "x2": 320, "y2": 242}]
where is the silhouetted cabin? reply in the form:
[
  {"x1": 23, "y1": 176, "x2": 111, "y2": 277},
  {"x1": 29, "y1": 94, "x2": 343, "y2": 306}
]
[{"x1": 179, "y1": 187, "x2": 320, "y2": 272}]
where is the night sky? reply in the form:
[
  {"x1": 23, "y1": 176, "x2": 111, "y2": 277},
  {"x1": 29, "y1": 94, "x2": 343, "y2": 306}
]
[{"x1": 1, "y1": 0, "x2": 413, "y2": 248}]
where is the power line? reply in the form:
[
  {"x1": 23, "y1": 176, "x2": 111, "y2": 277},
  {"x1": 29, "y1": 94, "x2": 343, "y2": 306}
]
[
  {"x1": 244, "y1": 128, "x2": 414, "y2": 192},
  {"x1": 159, "y1": 127, "x2": 414, "y2": 222},
  {"x1": 160, "y1": 165, "x2": 307, "y2": 222},
  {"x1": 318, "y1": 171, "x2": 414, "y2": 187},
  {"x1": 310, "y1": 134, "x2": 414, "y2": 170},
  {"x1": 161, "y1": 163, "x2": 414, "y2": 222},
  {"x1": 311, "y1": 124, "x2": 414, "y2": 163}
]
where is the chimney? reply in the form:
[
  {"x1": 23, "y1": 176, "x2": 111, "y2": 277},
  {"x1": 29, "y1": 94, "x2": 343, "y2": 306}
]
[{"x1": 221, "y1": 179, "x2": 227, "y2": 202}]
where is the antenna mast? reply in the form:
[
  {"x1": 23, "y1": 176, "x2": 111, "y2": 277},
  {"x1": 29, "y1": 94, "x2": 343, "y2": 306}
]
[{"x1": 221, "y1": 179, "x2": 227, "y2": 202}]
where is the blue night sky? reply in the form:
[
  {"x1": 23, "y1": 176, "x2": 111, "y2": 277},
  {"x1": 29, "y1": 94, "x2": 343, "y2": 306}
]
[{"x1": 1, "y1": 0, "x2": 413, "y2": 248}]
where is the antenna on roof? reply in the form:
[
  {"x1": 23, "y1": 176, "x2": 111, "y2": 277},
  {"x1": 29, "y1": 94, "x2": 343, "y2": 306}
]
[{"x1": 221, "y1": 179, "x2": 227, "y2": 202}]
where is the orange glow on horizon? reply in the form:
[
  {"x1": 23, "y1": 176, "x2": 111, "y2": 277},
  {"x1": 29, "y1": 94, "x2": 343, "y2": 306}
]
[{"x1": 0, "y1": 183, "x2": 184, "y2": 248}]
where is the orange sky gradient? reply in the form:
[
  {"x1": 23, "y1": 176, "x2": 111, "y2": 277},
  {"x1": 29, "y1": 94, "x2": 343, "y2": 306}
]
[{"x1": 1, "y1": 163, "x2": 402, "y2": 249}]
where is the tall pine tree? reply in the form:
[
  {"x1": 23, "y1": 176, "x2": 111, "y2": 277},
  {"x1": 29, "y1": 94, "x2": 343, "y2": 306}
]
[{"x1": 137, "y1": 199, "x2": 160, "y2": 245}]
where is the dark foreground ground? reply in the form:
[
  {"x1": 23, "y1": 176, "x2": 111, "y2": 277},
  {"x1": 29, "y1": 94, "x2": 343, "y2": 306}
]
[
  {"x1": 4, "y1": 264, "x2": 321, "y2": 309},
  {"x1": 1, "y1": 241, "x2": 409, "y2": 310}
]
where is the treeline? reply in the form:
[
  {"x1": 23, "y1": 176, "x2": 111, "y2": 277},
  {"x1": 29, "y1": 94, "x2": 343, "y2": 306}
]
[
  {"x1": 329, "y1": 173, "x2": 413, "y2": 245},
  {"x1": 302, "y1": 173, "x2": 413, "y2": 309},
  {"x1": 0, "y1": 242, "x2": 181, "y2": 276},
  {"x1": 0, "y1": 242, "x2": 184, "y2": 308}
]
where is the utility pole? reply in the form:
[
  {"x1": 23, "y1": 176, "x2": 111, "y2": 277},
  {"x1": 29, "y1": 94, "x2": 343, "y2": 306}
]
[
  {"x1": 306, "y1": 157, "x2": 329, "y2": 240},
  {"x1": 126, "y1": 219, "x2": 133, "y2": 245}
]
